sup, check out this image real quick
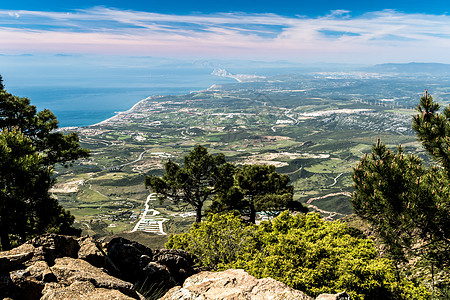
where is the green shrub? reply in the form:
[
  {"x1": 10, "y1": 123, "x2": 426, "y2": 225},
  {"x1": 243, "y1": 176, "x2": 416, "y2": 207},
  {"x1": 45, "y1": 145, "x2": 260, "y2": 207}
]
[{"x1": 167, "y1": 211, "x2": 429, "y2": 300}]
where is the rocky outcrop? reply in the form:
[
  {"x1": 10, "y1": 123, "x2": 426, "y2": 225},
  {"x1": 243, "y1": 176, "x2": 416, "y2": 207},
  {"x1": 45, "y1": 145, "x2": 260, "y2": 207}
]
[
  {"x1": 316, "y1": 292, "x2": 351, "y2": 300},
  {"x1": 106, "y1": 237, "x2": 200, "y2": 293},
  {"x1": 0, "y1": 234, "x2": 198, "y2": 300},
  {"x1": 41, "y1": 281, "x2": 139, "y2": 300},
  {"x1": 161, "y1": 269, "x2": 314, "y2": 300},
  {"x1": 0, "y1": 235, "x2": 350, "y2": 300},
  {"x1": 77, "y1": 236, "x2": 107, "y2": 268},
  {"x1": 161, "y1": 269, "x2": 351, "y2": 300}
]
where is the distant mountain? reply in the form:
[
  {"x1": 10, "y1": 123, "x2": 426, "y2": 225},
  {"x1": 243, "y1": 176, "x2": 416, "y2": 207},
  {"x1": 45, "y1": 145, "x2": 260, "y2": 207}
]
[{"x1": 362, "y1": 62, "x2": 450, "y2": 74}]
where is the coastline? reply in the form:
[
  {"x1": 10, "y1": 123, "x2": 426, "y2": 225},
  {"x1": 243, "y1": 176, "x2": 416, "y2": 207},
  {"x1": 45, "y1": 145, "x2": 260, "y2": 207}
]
[
  {"x1": 89, "y1": 96, "x2": 155, "y2": 127},
  {"x1": 84, "y1": 81, "x2": 229, "y2": 128},
  {"x1": 60, "y1": 73, "x2": 240, "y2": 129}
]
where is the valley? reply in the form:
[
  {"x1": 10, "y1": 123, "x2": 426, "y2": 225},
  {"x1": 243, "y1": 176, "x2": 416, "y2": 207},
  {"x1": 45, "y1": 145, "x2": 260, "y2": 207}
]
[{"x1": 53, "y1": 71, "x2": 450, "y2": 241}]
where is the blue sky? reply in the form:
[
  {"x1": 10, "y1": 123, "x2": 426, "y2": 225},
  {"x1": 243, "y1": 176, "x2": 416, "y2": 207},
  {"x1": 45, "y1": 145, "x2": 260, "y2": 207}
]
[
  {"x1": 1, "y1": 0, "x2": 450, "y2": 63},
  {"x1": 3, "y1": 0, "x2": 449, "y2": 16}
]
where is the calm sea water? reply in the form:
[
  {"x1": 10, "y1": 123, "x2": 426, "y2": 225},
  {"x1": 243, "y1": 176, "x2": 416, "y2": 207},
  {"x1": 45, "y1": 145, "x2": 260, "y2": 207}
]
[
  {"x1": 2, "y1": 58, "x2": 235, "y2": 127},
  {"x1": 1, "y1": 55, "x2": 363, "y2": 127},
  {"x1": 9, "y1": 80, "x2": 231, "y2": 127}
]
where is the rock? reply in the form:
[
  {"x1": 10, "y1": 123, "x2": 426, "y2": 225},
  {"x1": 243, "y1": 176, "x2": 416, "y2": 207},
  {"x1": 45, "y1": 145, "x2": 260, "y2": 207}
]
[
  {"x1": 50, "y1": 257, "x2": 140, "y2": 298},
  {"x1": 106, "y1": 238, "x2": 200, "y2": 295},
  {"x1": 25, "y1": 234, "x2": 79, "y2": 265},
  {"x1": 106, "y1": 237, "x2": 153, "y2": 282},
  {"x1": 142, "y1": 261, "x2": 176, "y2": 287},
  {"x1": 41, "y1": 280, "x2": 145, "y2": 300},
  {"x1": 316, "y1": 292, "x2": 351, "y2": 300},
  {"x1": 0, "y1": 244, "x2": 35, "y2": 271},
  {"x1": 26, "y1": 260, "x2": 56, "y2": 283},
  {"x1": 161, "y1": 269, "x2": 314, "y2": 300},
  {"x1": 77, "y1": 236, "x2": 106, "y2": 268},
  {"x1": 106, "y1": 238, "x2": 201, "y2": 297},
  {"x1": 153, "y1": 249, "x2": 199, "y2": 284},
  {"x1": 8, "y1": 260, "x2": 57, "y2": 300},
  {"x1": 0, "y1": 235, "x2": 154, "y2": 299}
]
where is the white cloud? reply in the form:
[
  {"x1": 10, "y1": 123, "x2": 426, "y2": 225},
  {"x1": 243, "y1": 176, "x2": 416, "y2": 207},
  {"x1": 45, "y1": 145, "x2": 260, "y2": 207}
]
[
  {"x1": 0, "y1": 7, "x2": 449, "y2": 63},
  {"x1": 7, "y1": 12, "x2": 20, "y2": 18}
]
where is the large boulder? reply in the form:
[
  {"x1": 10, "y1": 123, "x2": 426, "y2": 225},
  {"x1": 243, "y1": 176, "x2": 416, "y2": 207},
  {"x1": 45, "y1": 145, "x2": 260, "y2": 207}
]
[
  {"x1": 106, "y1": 237, "x2": 153, "y2": 281},
  {"x1": 77, "y1": 236, "x2": 107, "y2": 268},
  {"x1": 0, "y1": 235, "x2": 146, "y2": 300},
  {"x1": 50, "y1": 257, "x2": 139, "y2": 298},
  {"x1": 161, "y1": 269, "x2": 314, "y2": 300},
  {"x1": 0, "y1": 243, "x2": 36, "y2": 272},
  {"x1": 316, "y1": 292, "x2": 351, "y2": 300},
  {"x1": 9, "y1": 260, "x2": 56, "y2": 299},
  {"x1": 0, "y1": 234, "x2": 205, "y2": 300},
  {"x1": 153, "y1": 249, "x2": 199, "y2": 284},
  {"x1": 25, "y1": 234, "x2": 79, "y2": 265},
  {"x1": 106, "y1": 237, "x2": 199, "y2": 294},
  {"x1": 41, "y1": 280, "x2": 144, "y2": 300}
]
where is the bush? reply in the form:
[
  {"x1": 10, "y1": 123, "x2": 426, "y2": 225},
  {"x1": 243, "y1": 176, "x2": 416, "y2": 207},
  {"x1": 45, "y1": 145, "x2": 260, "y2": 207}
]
[{"x1": 167, "y1": 211, "x2": 429, "y2": 299}]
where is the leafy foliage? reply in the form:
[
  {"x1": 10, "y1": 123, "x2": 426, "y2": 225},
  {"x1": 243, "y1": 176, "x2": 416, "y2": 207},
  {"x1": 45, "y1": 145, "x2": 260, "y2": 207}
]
[
  {"x1": 166, "y1": 212, "x2": 258, "y2": 269},
  {"x1": 412, "y1": 90, "x2": 450, "y2": 171},
  {"x1": 0, "y1": 128, "x2": 80, "y2": 250},
  {"x1": 0, "y1": 82, "x2": 88, "y2": 250},
  {"x1": 167, "y1": 211, "x2": 428, "y2": 299},
  {"x1": 0, "y1": 89, "x2": 89, "y2": 167}
]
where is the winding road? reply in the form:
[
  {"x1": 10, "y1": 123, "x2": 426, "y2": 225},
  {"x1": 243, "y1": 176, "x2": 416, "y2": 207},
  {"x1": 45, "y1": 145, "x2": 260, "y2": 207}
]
[
  {"x1": 329, "y1": 173, "x2": 344, "y2": 187},
  {"x1": 107, "y1": 149, "x2": 151, "y2": 170}
]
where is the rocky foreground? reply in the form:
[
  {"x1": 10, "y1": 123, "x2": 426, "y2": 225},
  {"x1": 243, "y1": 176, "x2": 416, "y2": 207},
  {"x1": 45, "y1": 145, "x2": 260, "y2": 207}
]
[{"x1": 0, "y1": 234, "x2": 349, "y2": 299}]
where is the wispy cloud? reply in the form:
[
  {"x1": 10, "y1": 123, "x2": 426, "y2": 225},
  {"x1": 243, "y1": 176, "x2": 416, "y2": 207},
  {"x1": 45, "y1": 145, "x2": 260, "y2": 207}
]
[{"x1": 0, "y1": 7, "x2": 449, "y2": 63}]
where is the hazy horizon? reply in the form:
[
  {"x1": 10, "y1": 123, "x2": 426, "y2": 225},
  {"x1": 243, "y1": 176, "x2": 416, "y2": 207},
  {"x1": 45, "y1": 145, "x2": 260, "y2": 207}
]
[{"x1": 1, "y1": 0, "x2": 449, "y2": 126}]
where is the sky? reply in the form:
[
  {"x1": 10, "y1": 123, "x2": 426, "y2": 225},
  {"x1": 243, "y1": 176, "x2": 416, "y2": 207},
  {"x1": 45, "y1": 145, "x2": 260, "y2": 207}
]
[{"x1": 1, "y1": 0, "x2": 450, "y2": 63}]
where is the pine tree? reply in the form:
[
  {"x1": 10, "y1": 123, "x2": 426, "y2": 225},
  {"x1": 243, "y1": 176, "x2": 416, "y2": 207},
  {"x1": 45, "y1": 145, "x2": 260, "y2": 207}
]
[
  {"x1": 0, "y1": 76, "x2": 89, "y2": 250},
  {"x1": 211, "y1": 164, "x2": 296, "y2": 224},
  {"x1": 352, "y1": 91, "x2": 450, "y2": 268},
  {"x1": 145, "y1": 145, "x2": 227, "y2": 222}
]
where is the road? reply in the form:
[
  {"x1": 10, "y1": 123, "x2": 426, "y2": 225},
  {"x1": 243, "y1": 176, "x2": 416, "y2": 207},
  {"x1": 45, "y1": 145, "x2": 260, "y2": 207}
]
[
  {"x1": 131, "y1": 193, "x2": 168, "y2": 235},
  {"x1": 329, "y1": 173, "x2": 344, "y2": 187},
  {"x1": 107, "y1": 149, "x2": 151, "y2": 170}
]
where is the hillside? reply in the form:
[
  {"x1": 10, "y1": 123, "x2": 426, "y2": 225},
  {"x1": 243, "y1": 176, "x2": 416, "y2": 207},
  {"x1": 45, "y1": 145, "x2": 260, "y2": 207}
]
[{"x1": 362, "y1": 62, "x2": 450, "y2": 75}]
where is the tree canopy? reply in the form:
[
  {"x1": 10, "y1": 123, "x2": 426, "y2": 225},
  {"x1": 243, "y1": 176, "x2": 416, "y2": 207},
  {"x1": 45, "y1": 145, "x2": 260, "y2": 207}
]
[
  {"x1": 147, "y1": 145, "x2": 304, "y2": 224},
  {"x1": 352, "y1": 91, "x2": 450, "y2": 272},
  {"x1": 145, "y1": 145, "x2": 227, "y2": 222},
  {"x1": 0, "y1": 80, "x2": 89, "y2": 250},
  {"x1": 210, "y1": 164, "x2": 302, "y2": 223},
  {"x1": 0, "y1": 88, "x2": 89, "y2": 166}
]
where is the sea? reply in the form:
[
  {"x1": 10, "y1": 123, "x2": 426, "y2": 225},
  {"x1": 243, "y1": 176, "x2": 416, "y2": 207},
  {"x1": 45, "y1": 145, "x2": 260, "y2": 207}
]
[
  {"x1": 8, "y1": 78, "x2": 233, "y2": 128},
  {"x1": 0, "y1": 55, "x2": 363, "y2": 127},
  {"x1": 0, "y1": 55, "x2": 237, "y2": 127}
]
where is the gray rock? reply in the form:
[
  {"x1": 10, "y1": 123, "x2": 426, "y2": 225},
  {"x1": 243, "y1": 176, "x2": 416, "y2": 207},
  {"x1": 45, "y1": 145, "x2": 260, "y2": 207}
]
[
  {"x1": 0, "y1": 235, "x2": 151, "y2": 299},
  {"x1": 50, "y1": 257, "x2": 138, "y2": 297},
  {"x1": 25, "y1": 234, "x2": 79, "y2": 265},
  {"x1": 153, "y1": 249, "x2": 199, "y2": 284},
  {"x1": 161, "y1": 269, "x2": 314, "y2": 300},
  {"x1": 41, "y1": 280, "x2": 145, "y2": 300},
  {"x1": 8, "y1": 260, "x2": 58, "y2": 299},
  {"x1": 316, "y1": 292, "x2": 351, "y2": 300},
  {"x1": 106, "y1": 237, "x2": 153, "y2": 282},
  {"x1": 77, "y1": 236, "x2": 107, "y2": 268},
  {"x1": 0, "y1": 244, "x2": 36, "y2": 271}
]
